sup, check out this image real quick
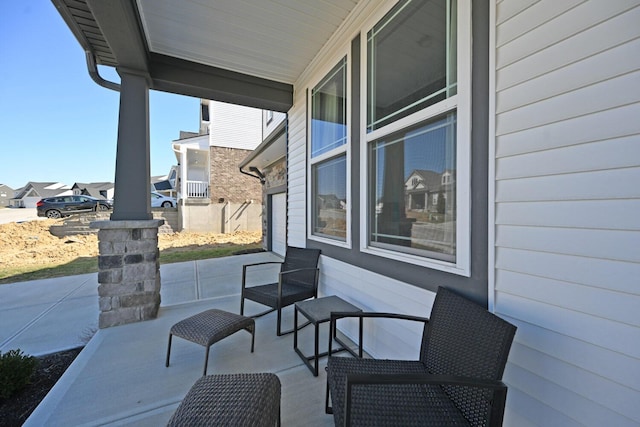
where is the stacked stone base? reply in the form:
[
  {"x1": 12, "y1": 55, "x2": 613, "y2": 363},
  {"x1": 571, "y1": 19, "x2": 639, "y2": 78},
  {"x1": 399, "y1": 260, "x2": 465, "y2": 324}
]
[{"x1": 91, "y1": 219, "x2": 164, "y2": 328}]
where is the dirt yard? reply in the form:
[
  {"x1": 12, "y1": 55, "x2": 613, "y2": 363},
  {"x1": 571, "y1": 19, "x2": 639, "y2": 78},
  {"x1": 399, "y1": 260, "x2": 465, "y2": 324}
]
[{"x1": 0, "y1": 219, "x2": 262, "y2": 267}]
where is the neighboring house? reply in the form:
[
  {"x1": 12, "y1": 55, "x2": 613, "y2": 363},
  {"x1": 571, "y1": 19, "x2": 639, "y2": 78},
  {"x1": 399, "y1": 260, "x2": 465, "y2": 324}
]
[
  {"x1": 9, "y1": 182, "x2": 72, "y2": 208},
  {"x1": 0, "y1": 184, "x2": 13, "y2": 207},
  {"x1": 172, "y1": 99, "x2": 263, "y2": 232},
  {"x1": 71, "y1": 182, "x2": 114, "y2": 200},
  {"x1": 55, "y1": 1, "x2": 640, "y2": 425},
  {"x1": 151, "y1": 169, "x2": 178, "y2": 198},
  {"x1": 240, "y1": 111, "x2": 287, "y2": 255}
]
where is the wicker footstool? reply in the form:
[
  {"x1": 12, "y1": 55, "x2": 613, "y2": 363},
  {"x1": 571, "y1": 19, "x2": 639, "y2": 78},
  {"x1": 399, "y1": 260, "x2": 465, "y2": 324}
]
[
  {"x1": 166, "y1": 309, "x2": 255, "y2": 376},
  {"x1": 167, "y1": 373, "x2": 281, "y2": 427}
]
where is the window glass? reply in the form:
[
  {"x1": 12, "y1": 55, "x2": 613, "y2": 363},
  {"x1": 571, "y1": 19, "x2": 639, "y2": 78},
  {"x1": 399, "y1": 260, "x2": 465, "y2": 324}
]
[
  {"x1": 312, "y1": 155, "x2": 347, "y2": 239},
  {"x1": 311, "y1": 58, "x2": 347, "y2": 157},
  {"x1": 310, "y1": 56, "x2": 349, "y2": 242},
  {"x1": 367, "y1": 0, "x2": 457, "y2": 132},
  {"x1": 369, "y1": 113, "x2": 456, "y2": 261}
]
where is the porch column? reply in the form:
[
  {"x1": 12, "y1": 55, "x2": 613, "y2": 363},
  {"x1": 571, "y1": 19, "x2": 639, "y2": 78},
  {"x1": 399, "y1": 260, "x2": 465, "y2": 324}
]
[
  {"x1": 90, "y1": 69, "x2": 162, "y2": 328},
  {"x1": 112, "y1": 69, "x2": 152, "y2": 220}
]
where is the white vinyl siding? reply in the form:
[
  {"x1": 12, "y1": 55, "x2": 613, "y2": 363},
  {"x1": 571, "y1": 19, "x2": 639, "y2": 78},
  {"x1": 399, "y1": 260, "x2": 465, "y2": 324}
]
[
  {"x1": 319, "y1": 256, "x2": 435, "y2": 360},
  {"x1": 491, "y1": 1, "x2": 640, "y2": 426},
  {"x1": 208, "y1": 102, "x2": 262, "y2": 150},
  {"x1": 286, "y1": 88, "x2": 308, "y2": 248}
]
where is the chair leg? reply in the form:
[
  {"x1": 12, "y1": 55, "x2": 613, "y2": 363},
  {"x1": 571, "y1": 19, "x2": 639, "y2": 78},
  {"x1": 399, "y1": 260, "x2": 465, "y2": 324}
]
[
  {"x1": 276, "y1": 306, "x2": 282, "y2": 336},
  {"x1": 203, "y1": 345, "x2": 210, "y2": 376},
  {"x1": 250, "y1": 324, "x2": 255, "y2": 353},
  {"x1": 165, "y1": 334, "x2": 172, "y2": 367}
]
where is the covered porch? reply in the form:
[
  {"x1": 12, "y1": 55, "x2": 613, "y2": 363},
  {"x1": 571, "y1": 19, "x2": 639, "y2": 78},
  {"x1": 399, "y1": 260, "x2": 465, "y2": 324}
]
[{"x1": 22, "y1": 252, "x2": 340, "y2": 425}]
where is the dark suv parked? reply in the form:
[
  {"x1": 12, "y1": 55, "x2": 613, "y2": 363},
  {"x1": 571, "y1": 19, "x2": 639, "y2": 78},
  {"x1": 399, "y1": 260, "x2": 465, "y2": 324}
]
[{"x1": 36, "y1": 195, "x2": 112, "y2": 219}]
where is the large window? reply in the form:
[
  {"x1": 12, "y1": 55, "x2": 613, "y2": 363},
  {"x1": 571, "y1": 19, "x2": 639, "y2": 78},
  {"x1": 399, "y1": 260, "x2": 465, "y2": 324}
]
[
  {"x1": 310, "y1": 57, "x2": 349, "y2": 242},
  {"x1": 363, "y1": 0, "x2": 470, "y2": 274},
  {"x1": 369, "y1": 113, "x2": 456, "y2": 261}
]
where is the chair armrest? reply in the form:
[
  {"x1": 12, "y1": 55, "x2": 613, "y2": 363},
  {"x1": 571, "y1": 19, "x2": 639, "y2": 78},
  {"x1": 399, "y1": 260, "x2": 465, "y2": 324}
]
[
  {"x1": 328, "y1": 312, "x2": 429, "y2": 357},
  {"x1": 344, "y1": 373, "x2": 508, "y2": 427},
  {"x1": 277, "y1": 267, "x2": 319, "y2": 295},
  {"x1": 242, "y1": 261, "x2": 283, "y2": 289}
]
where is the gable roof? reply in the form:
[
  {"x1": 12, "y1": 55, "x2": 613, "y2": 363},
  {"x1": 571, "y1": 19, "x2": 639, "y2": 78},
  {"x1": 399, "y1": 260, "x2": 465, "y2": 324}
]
[{"x1": 12, "y1": 182, "x2": 72, "y2": 199}]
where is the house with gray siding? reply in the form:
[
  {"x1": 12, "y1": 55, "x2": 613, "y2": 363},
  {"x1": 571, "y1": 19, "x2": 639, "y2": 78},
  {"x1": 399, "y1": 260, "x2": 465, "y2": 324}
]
[
  {"x1": 10, "y1": 182, "x2": 72, "y2": 208},
  {"x1": 53, "y1": 0, "x2": 640, "y2": 425}
]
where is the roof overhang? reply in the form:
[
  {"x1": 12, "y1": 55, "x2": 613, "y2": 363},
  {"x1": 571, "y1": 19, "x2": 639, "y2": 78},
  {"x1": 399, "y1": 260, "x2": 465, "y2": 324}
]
[
  {"x1": 52, "y1": 0, "x2": 360, "y2": 112},
  {"x1": 240, "y1": 120, "x2": 287, "y2": 173}
]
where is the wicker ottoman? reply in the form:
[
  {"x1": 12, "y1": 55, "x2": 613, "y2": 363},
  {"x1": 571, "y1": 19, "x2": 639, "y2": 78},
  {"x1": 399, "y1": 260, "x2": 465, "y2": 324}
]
[
  {"x1": 166, "y1": 309, "x2": 255, "y2": 376},
  {"x1": 167, "y1": 373, "x2": 281, "y2": 427}
]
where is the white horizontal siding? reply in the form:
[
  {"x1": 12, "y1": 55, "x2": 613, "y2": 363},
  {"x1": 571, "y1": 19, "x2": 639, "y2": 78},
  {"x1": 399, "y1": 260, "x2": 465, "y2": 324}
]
[
  {"x1": 496, "y1": 4, "x2": 640, "y2": 91},
  {"x1": 319, "y1": 257, "x2": 434, "y2": 360},
  {"x1": 208, "y1": 102, "x2": 262, "y2": 150},
  {"x1": 492, "y1": 1, "x2": 640, "y2": 425},
  {"x1": 286, "y1": 90, "x2": 307, "y2": 248}
]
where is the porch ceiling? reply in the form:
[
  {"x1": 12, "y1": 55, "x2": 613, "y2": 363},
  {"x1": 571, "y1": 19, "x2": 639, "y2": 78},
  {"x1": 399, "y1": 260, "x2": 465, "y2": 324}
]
[{"x1": 52, "y1": 0, "x2": 360, "y2": 111}]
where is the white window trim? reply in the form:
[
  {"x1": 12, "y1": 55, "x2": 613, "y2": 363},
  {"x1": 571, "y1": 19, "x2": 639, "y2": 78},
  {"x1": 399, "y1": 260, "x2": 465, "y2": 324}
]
[
  {"x1": 307, "y1": 47, "x2": 352, "y2": 249},
  {"x1": 359, "y1": 0, "x2": 472, "y2": 277}
]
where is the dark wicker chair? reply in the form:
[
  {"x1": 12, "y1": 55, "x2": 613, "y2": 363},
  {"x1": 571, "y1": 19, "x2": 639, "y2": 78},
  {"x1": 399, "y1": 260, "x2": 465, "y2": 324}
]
[
  {"x1": 326, "y1": 287, "x2": 517, "y2": 427},
  {"x1": 241, "y1": 246, "x2": 321, "y2": 336}
]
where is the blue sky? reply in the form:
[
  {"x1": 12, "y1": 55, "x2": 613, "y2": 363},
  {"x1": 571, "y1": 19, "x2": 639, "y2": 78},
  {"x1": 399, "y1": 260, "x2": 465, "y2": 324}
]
[{"x1": 0, "y1": 1, "x2": 200, "y2": 190}]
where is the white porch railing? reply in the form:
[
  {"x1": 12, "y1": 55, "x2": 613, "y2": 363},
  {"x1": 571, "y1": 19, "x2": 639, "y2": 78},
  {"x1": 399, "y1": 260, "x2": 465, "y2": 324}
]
[{"x1": 186, "y1": 180, "x2": 209, "y2": 198}]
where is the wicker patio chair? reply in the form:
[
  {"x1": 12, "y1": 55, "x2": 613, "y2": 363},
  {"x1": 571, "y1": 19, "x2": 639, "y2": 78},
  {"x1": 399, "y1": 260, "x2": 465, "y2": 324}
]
[
  {"x1": 326, "y1": 287, "x2": 517, "y2": 427},
  {"x1": 241, "y1": 246, "x2": 321, "y2": 336}
]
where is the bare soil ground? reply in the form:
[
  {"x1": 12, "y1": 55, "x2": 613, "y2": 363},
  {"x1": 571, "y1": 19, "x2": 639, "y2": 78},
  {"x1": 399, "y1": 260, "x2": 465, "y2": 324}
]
[{"x1": 0, "y1": 218, "x2": 262, "y2": 268}]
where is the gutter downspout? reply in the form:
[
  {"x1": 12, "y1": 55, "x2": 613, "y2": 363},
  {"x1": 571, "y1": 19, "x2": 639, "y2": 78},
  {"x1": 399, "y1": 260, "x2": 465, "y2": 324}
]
[
  {"x1": 240, "y1": 166, "x2": 266, "y2": 184},
  {"x1": 85, "y1": 51, "x2": 120, "y2": 92}
]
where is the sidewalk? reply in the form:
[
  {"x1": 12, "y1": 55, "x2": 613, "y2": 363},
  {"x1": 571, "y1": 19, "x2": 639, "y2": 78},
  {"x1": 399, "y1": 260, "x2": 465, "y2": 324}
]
[{"x1": 0, "y1": 251, "x2": 282, "y2": 357}]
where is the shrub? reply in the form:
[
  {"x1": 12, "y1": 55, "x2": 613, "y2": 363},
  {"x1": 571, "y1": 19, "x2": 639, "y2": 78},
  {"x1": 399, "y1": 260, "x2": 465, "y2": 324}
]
[{"x1": 0, "y1": 349, "x2": 38, "y2": 399}]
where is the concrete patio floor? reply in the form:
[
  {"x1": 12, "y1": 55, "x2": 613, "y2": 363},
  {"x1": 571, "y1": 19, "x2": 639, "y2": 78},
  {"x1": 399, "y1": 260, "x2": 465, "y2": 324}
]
[{"x1": 0, "y1": 252, "x2": 339, "y2": 426}]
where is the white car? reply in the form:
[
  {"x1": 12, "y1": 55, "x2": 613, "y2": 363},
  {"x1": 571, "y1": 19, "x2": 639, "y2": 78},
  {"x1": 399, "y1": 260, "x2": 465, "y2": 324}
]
[{"x1": 151, "y1": 192, "x2": 176, "y2": 208}]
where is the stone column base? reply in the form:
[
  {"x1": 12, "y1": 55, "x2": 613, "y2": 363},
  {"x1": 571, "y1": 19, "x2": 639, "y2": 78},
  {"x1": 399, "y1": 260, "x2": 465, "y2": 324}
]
[{"x1": 90, "y1": 219, "x2": 164, "y2": 328}]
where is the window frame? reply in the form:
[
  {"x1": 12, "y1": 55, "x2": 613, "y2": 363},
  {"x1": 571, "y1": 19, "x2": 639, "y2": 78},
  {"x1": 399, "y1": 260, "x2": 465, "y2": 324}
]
[
  {"x1": 307, "y1": 49, "x2": 352, "y2": 248},
  {"x1": 359, "y1": 0, "x2": 472, "y2": 276}
]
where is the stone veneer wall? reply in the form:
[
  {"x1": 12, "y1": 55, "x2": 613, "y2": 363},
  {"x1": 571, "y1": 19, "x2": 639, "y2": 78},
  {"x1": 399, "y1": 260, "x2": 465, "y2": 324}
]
[{"x1": 91, "y1": 220, "x2": 164, "y2": 328}]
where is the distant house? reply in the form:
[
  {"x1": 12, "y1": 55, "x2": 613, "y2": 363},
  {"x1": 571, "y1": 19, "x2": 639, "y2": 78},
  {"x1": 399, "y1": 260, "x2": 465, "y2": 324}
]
[
  {"x1": 10, "y1": 182, "x2": 72, "y2": 208},
  {"x1": 0, "y1": 184, "x2": 13, "y2": 207},
  {"x1": 172, "y1": 100, "x2": 263, "y2": 232},
  {"x1": 405, "y1": 169, "x2": 455, "y2": 214},
  {"x1": 151, "y1": 169, "x2": 178, "y2": 198},
  {"x1": 71, "y1": 182, "x2": 114, "y2": 200}
]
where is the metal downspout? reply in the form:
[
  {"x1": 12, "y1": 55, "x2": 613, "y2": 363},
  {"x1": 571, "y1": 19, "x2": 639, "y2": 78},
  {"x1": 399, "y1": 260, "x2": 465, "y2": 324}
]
[
  {"x1": 240, "y1": 166, "x2": 266, "y2": 184},
  {"x1": 85, "y1": 51, "x2": 120, "y2": 92}
]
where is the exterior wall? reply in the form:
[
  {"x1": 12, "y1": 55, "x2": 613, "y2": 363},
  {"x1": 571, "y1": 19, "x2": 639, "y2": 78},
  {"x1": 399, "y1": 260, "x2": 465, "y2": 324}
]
[
  {"x1": 179, "y1": 202, "x2": 262, "y2": 233},
  {"x1": 209, "y1": 102, "x2": 262, "y2": 150},
  {"x1": 491, "y1": 2, "x2": 640, "y2": 425},
  {"x1": 262, "y1": 158, "x2": 286, "y2": 249},
  {"x1": 263, "y1": 110, "x2": 286, "y2": 140},
  {"x1": 0, "y1": 186, "x2": 13, "y2": 207},
  {"x1": 209, "y1": 146, "x2": 262, "y2": 203},
  {"x1": 286, "y1": 0, "x2": 489, "y2": 353}
]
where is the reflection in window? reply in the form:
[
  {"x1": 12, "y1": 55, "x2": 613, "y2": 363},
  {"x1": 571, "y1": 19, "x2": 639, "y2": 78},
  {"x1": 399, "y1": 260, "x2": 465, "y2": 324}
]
[
  {"x1": 311, "y1": 58, "x2": 347, "y2": 158},
  {"x1": 369, "y1": 113, "x2": 456, "y2": 261},
  {"x1": 367, "y1": 0, "x2": 457, "y2": 132},
  {"x1": 312, "y1": 156, "x2": 347, "y2": 239}
]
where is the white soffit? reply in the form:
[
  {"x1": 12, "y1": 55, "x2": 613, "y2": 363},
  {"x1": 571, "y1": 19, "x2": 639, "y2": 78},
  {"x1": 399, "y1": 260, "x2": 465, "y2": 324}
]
[{"x1": 136, "y1": 0, "x2": 360, "y2": 84}]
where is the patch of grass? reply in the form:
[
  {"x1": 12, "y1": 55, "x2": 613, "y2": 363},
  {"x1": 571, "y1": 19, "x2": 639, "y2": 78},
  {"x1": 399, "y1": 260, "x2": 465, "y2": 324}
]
[{"x1": 0, "y1": 243, "x2": 262, "y2": 285}]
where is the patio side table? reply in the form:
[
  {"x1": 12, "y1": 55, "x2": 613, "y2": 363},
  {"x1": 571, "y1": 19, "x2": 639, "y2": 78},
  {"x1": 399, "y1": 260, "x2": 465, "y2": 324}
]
[{"x1": 294, "y1": 295, "x2": 362, "y2": 376}]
